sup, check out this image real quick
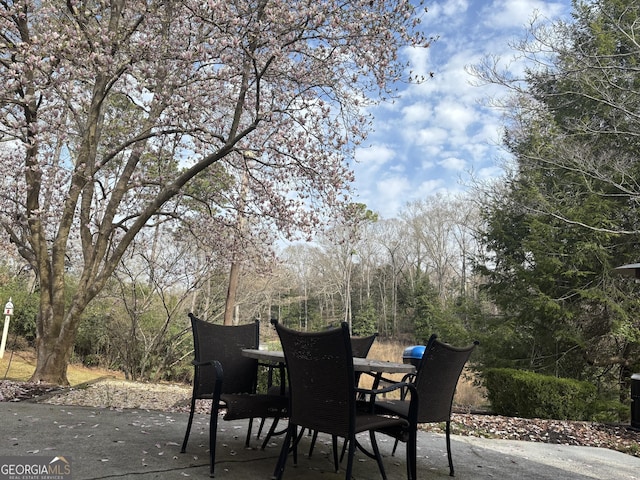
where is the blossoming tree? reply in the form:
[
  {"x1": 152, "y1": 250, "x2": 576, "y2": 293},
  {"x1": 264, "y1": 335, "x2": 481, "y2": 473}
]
[{"x1": 0, "y1": 0, "x2": 428, "y2": 384}]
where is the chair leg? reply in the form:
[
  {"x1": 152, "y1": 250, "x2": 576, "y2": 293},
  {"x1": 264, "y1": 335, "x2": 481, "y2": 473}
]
[
  {"x1": 406, "y1": 427, "x2": 417, "y2": 480},
  {"x1": 391, "y1": 438, "x2": 399, "y2": 456},
  {"x1": 209, "y1": 401, "x2": 220, "y2": 478},
  {"x1": 369, "y1": 431, "x2": 388, "y2": 480},
  {"x1": 344, "y1": 435, "x2": 356, "y2": 480},
  {"x1": 308, "y1": 430, "x2": 319, "y2": 457},
  {"x1": 257, "y1": 417, "x2": 267, "y2": 439},
  {"x1": 292, "y1": 425, "x2": 300, "y2": 466},
  {"x1": 245, "y1": 417, "x2": 254, "y2": 448},
  {"x1": 339, "y1": 436, "x2": 348, "y2": 463},
  {"x1": 181, "y1": 396, "x2": 197, "y2": 453},
  {"x1": 260, "y1": 416, "x2": 281, "y2": 450},
  {"x1": 446, "y1": 420, "x2": 454, "y2": 476},
  {"x1": 272, "y1": 424, "x2": 294, "y2": 480},
  {"x1": 332, "y1": 435, "x2": 339, "y2": 472}
]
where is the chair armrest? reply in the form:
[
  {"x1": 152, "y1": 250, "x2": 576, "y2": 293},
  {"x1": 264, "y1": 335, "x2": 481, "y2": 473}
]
[
  {"x1": 374, "y1": 372, "x2": 415, "y2": 385},
  {"x1": 192, "y1": 359, "x2": 219, "y2": 366},
  {"x1": 398, "y1": 372, "x2": 416, "y2": 400},
  {"x1": 400, "y1": 372, "x2": 416, "y2": 383},
  {"x1": 356, "y1": 381, "x2": 418, "y2": 415},
  {"x1": 370, "y1": 371, "x2": 415, "y2": 390},
  {"x1": 356, "y1": 381, "x2": 416, "y2": 397},
  {"x1": 371, "y1": 371, "x2": 416, "y2": 399},
  {"x1": 192, "y1": 360, "x2": 225, "y2": 386}
]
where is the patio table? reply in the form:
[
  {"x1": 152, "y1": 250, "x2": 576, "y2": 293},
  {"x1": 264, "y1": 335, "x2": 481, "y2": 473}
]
[{"x1": 242, "y1": 348, "x2": 415, "y2": 375}]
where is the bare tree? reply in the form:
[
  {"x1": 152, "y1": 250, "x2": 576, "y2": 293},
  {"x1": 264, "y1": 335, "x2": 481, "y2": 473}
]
[
  {"x1": 282, "y1": 244, "x2": 314, "y2": 330},
  {"x1": 315, "y1": 204, "x2": 377, "y2": 331},
  {"x1": 109, "y1": 222, "x2": 216, "y2": 379},
  {"x1": 400, "y1": 194, "x2": 475, "y2": 300},
  {"x1": 367, "y1": 218, "x2": 408, "y2": 336}
]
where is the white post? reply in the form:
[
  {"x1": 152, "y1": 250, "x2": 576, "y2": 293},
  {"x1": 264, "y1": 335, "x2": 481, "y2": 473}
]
[{"x1": 0, "y1": 297, "x2": 14, "y2": 359}]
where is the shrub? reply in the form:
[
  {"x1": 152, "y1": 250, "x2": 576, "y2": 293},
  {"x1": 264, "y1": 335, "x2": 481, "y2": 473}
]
[
  {"x1": 589, "y1": 398, "x2": 629, "y2": 423},
  {"x1": 6, "y1": 335, "x2": 31, "y2": 351},
  {"x1": 257, "y1": 364, "x2": 285, "y2": 394},
  {"x1": 484, "y1": 368, "x2": 598, "y2": 420}
]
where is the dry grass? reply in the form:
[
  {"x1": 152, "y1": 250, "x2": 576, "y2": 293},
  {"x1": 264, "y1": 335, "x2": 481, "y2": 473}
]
[
  {"x1": 1, "y1": 339, "x2": 488, "y2": 410},
  {"x1": 0, "y1": 349, "x2": 124, "y2": 386},
  {"x1": 367, "y1": 340, "x2": 487, "y2": 409},
  {"x1": 455, "y1": 370, "x2": 488, "y2": 411}
]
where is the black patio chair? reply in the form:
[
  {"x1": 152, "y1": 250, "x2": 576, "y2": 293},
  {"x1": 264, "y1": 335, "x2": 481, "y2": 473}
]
[
  {"x1": 272, "y1": 322, "x2": 415, "y2": 480},
  {"x1": 256, "y1": 318, "x2": 288, "y2": 443},
  {"x1": 373, "y1": 334, "x2": 479, "y2": 479},
  {"x1": 351, "y1": 332, "x2": 381, "y2": 395},
  {"x1": 180, "y1": 313, "x2": 288, "y2": 477},
  {"x1": 351, "y1": 332, "x2": 379, "y2": 364},
  {"x1": 307, "y1": 332, "x2": 379, "y2": 457}
]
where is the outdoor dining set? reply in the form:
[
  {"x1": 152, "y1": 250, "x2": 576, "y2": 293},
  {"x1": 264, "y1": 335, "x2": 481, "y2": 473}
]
[{"x1": 179, "y1": 313, "x2": 478, "y2": 479}]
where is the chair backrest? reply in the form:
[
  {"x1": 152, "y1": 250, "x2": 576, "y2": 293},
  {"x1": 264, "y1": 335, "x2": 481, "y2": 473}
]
[
  {"x1": 350, "y1": 333, "x2": 378, "y2": 358},
  {"x1": 189, "y1": 313, "x2": 259, "y2": 395},
  {"x1": 275, "y1": 322, "x2": 355, "y2": 438},
  {"x1": 413, "y1": 334, "x2": 478, "y2": 423}
]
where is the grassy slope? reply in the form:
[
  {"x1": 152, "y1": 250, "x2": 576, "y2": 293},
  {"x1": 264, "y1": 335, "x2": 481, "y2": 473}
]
[
  {"x1": 1, "y1": 341, "x2": 485, "y2": 407},
  {"x1": 0, "y1": 349, "x2": 124, "y2": 386}
]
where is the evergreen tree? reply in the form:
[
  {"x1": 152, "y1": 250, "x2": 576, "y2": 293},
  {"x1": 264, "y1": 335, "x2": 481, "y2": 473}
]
[{"x1": 472, "y1": 0, "x2": 640, "y2": 399}]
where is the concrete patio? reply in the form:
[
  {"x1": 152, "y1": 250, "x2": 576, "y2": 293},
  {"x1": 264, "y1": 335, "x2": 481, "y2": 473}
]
[{"x1": 1, "y1": 402, "x2": 638, "y2": 479}]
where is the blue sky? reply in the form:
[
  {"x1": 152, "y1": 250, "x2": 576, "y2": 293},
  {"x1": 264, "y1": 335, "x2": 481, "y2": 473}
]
[{"x1": 352, "y1": 0, "x2": 572, "y2": 219}]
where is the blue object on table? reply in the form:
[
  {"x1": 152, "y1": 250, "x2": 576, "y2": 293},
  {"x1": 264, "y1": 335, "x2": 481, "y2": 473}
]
[{"x1": 402, "y1": 345, "x2": 426, "y2": 367}]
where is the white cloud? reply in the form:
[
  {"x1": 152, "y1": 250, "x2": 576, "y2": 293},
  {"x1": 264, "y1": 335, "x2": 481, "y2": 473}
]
[
  {"x1": 352, "y1": 144, "x2": 398, "y2": 206},
  {"x1": 439, "y1": 156, "x2": 467, "y2": 171},
  {"x1": 414, "y1": 126, "x2": 449, "y2": 147},
  {"x1": 355, "y1": 0, "x2": 571, "y2": 219},
  {"x1": 419, "y1": 157, "x2": 437, "y2": 171},
  {"x1": 355, "y1": 144, "x2": 396, "y2": 172},
  {"x1": 373, "y1": 175, "x2": 413, "y2": 218},
  {"x1": 433, "y1": 100, "x2": 476, "y2": 131},
  {"x1": 426, "y1": 0, "x2": 470, "y2": 25},
  {"x1": 401, "y1": 102, "x2": 434, "y2": 124},
  {"x1": 484, "y1": 0, "x2": 569, "y2": 29},
  {"x1": 403, "y1": 46, "x2": 433, "y2": 79},
  {"x1": 477, "y1": 164, "x2": 506, "y2": 180},
  {"x1": 415, "y1": 178, "x2": 449, "y2": 199}
]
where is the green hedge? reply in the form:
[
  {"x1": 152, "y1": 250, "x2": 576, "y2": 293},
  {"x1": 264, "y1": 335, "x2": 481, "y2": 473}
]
[{"x1": 484, "y1": 368, "x2": 598, "y2": 420}]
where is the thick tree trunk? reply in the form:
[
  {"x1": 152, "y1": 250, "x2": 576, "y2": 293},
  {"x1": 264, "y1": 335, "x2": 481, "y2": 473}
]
[
  {"x1": 30, "y1": 341, "x2": 73, "y2": 385},
  {"x1": 29, "y1": 315, "x2": 76, "y2": 386},
  {"x1": 29, "y1": 291, "x2": 85, "y2": 386},
  {"x1": 224, "y1": 262, "x2": 240, "y2": 325}
]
